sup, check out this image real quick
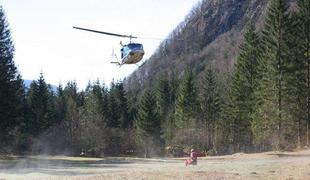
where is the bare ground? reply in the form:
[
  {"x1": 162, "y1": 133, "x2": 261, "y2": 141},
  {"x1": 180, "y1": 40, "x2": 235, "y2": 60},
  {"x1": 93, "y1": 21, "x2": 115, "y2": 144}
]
[{"x1": 1, "y1": 150, "x2": 310, "y2": 180}]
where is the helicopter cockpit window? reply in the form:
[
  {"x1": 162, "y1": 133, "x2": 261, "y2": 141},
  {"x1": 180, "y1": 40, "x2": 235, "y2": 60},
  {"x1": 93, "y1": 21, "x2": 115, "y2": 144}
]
[{"x1": 128, "y1": 43, "x2": 143, "y2": 50}]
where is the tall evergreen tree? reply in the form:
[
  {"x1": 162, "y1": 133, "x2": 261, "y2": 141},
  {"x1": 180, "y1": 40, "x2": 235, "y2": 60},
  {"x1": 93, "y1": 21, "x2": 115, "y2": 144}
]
[
  {"x1": 200, "y1": 66, "x2": 221, "y2": 151},
  {"x1": 26, "y1": 73, "x2": 55, "y2": 136},
  {"x1": 135, "y1": 89, "x2": 162, "y2": 157},
  {"x1": 63, "y1": 81, "x2": 84, "y2": 107},
  {"x1": 61, "y1": 81, "x2": 83, "y2": 152},
  {"x1": 115, "y1": 81, "x2": 130, "y2": 129},
  {"x1": 282, "y1": 3, "x2": 310, "y2": 147},
  {"x1": 174, "y1": 70, "x2": 198, "y2": 128},
  {"x1": 296, "y1": 0, "x2": 310, "y2": 146},
  {"x1": 86, "y1": 80, "x2": 106, "y2": 118},
  {"x1": 253, "y1": 0, "x2": 290, "y2": 150},
  {"x1": 81, "y1": 81, "x2": 107, "y2": 155},
  {"x1": 228, "y1": 24, "x2": 261, "y2": 152},
  {"x1": 155, "y1": 74, "x2": 177, "y2": 145},
  {"x1": 106, "y1": 80, "x2": 130, "y2": 129},
  {"x1": 0, "y1": 6, "x2": 25, "y2": 148},
  {"x1": 156, "y1": 74, "x2": 171, "y2": 118},
  {"x1": 107, "y1": 81, "x2": 121, "y2": 128},
  {"x1": 54, "y1": 84, "x2": 66, "y2": 124}
]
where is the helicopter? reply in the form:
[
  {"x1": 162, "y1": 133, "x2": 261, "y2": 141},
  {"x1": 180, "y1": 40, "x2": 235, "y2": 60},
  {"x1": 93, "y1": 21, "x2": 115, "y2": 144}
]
[{"x1": 73, "y1": 26, "x2": 145, "y2": 66}]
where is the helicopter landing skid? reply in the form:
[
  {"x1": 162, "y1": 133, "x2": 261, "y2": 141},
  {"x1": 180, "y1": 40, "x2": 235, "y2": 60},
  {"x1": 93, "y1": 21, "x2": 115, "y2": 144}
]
[
  {"x1": 110, "y1": 61, "x2": 146, "y2": 68},
  {"x1": 110, "y1": 61, "x2": 121, "y2": 66}
]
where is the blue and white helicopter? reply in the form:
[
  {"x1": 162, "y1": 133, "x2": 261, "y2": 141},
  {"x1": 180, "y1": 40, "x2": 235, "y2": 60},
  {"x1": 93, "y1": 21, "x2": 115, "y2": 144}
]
[{"x1": 73, "y1": 26, "x2": 145, "y2": 66}]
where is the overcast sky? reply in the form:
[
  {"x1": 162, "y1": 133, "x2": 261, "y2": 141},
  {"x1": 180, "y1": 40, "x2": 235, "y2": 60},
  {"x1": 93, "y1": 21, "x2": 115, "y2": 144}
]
[{"x1": 1, "y1": 0, "x2": 200, "y2": 89}]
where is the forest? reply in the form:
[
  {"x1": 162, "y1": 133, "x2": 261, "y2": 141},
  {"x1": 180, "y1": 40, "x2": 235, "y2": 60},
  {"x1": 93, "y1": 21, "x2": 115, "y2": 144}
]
[{"x1": 0, "y1": 0, "x2": 309, "y2": 158}]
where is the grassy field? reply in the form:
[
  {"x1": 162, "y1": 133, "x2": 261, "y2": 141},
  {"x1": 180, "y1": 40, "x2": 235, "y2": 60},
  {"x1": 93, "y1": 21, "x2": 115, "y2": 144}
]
[{"x1": 1, "y1": 150, "x2": 310, "y2": 179}]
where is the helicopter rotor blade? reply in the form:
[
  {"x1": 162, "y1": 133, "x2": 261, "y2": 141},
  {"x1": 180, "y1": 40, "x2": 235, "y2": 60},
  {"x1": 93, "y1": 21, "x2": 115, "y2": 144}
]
[
  {"x1": 132, "y1": 35, "x2": 184, "y2": 41},
  {"x1": 73, "y1": 26, "x2": 137, "y2": 39}
]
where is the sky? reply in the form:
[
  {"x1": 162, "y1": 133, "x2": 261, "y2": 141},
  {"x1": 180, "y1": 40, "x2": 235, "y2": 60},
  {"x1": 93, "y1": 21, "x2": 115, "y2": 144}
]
[{"x1": 1, "y1": 0, "x2": 200, "y2": 89}]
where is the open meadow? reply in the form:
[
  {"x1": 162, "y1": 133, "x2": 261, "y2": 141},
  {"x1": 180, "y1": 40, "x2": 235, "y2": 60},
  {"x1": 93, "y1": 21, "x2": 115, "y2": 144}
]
[{"x1": 1, "y1": 150, "x2": 310, "y2": 180}]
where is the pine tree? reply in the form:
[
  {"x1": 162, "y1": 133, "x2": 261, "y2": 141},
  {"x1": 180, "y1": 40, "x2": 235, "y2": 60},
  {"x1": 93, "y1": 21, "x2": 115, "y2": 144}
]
[
  {"x1": 135, "y1": 89, "x2": 162, "y2": 158},
  {"x1": 174, "y1": 70, "x2": 198, "y2": 128},
  {"x1": 253, "y1": 0, "x2": 290, "y2": 150},
  {"x1": 0, "y1": 6, "x2": 25, "y2": 147},
  {"x1": 228, "y1": 24, "x2": 261, "y2": 152}
]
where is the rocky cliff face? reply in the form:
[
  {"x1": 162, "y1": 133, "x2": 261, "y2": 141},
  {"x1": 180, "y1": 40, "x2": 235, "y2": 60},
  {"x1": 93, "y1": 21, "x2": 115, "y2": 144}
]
[{"x1": 125, "y1": 0, "x2": 269, "y2": 92}]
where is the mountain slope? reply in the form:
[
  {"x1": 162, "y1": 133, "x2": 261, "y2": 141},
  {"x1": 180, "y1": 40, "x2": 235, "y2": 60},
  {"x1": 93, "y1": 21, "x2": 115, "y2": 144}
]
[{"x1": 125, "y1": 0, "x2": 269, "y2": 92}]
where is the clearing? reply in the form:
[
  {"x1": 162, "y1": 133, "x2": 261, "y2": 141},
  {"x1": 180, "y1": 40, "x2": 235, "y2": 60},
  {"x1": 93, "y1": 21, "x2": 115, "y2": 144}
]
[{"x1": 1, "y1": 149, "x2": 310, "y2": 179}]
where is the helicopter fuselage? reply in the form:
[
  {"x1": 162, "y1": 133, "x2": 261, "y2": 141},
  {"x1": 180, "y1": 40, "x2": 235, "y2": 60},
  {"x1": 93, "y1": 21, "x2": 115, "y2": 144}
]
[
  {"x1": 121, "y1": 43, "x2": 145, "y2": 64},
  {"x1": 73, "y1": 27, "x2": 146, "y2": 66}
]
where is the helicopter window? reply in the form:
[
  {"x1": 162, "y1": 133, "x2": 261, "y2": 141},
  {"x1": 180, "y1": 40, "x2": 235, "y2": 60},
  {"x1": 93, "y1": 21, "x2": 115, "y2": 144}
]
[{"x1": 128, "y1": 43, "x2": 143, "y2": 49}]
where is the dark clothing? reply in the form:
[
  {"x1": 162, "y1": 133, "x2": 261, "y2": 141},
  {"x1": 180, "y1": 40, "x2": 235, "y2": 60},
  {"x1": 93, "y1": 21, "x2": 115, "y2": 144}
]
[
  {"x1": 190, "y1": 152, "x2": 198, "y2": 164},
  {"x1": 184, "y1": 151, "x2": 205, "y2": 166}
]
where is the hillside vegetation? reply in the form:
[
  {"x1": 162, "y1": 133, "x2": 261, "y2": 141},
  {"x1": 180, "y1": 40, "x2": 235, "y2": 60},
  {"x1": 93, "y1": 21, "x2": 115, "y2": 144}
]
[
  {"x1": 125, "y1": 0, "x2": 269, "y2": 91},
  {"x1": 0, "y1": 0, "x2": 309, "y2": 157}
]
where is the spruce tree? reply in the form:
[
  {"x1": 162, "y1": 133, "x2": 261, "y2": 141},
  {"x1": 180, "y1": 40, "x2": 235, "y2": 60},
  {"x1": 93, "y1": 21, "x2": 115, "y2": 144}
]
[
  {"x1": 81, "y1": 81, "x2": 106, "y2": 155},
  {"x1": 63, "y1": 81, "x2": 84, "y2": 107},
  {"x1": 174, "y1": 70, "x2": 198, "y2": 128},
  {"x1": 155, "y1": 74, "x2": 176, "y2": 145},
  {"x1": 296, "y1": 0, "x2": 310, "y2": 146},
  {"x1": 229, "y1": 24, "x2": 261, "y2": 152},
  {"x1": 283, "y1": 3, "x2": 310, "y2": 147},
  {"x1": 107, "y1": 81, "x2": 121, "y2": 128},
  {"x1": 156, "y1": 74, "x2": 171, "y2": 118},
  {"x1": 54, "y1": 84, "x2": 66, "y2": 124},
  {"x1": 200, "y1": 66, "x2": 221, "y2": 151},
  {"x1": 60, "y1": 81, "x2": 83, "y2": 152},
  {"x1": 115, "y1": 81, "x2": 130, "y2": 129},
  {"x1": 26, "y1": 73, "x2": 55, "y2": 136},
  {"x1": 106, "y1": 80, "x2": 130, "y2": 129},
  {"x1": 135, "y1": 89, "x2": 162, "y2": 157},
  {"x1": 0, "y1": 6, "x2": 25, "y2": 147},
  {"x1": 253, "y1": 0, "x2": 290, "y2": 150}
]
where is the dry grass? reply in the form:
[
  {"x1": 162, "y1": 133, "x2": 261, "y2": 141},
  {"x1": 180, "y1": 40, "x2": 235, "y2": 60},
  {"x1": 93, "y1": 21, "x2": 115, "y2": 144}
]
[{"x1": 1, "y1": 150, "x2": 310, "y2": 180}]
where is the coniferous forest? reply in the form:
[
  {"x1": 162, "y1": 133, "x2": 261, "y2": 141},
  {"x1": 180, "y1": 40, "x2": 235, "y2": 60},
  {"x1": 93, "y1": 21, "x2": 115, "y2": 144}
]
[{"x1": 0, "y1": 0, "x2": 309, "y2": 157}]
